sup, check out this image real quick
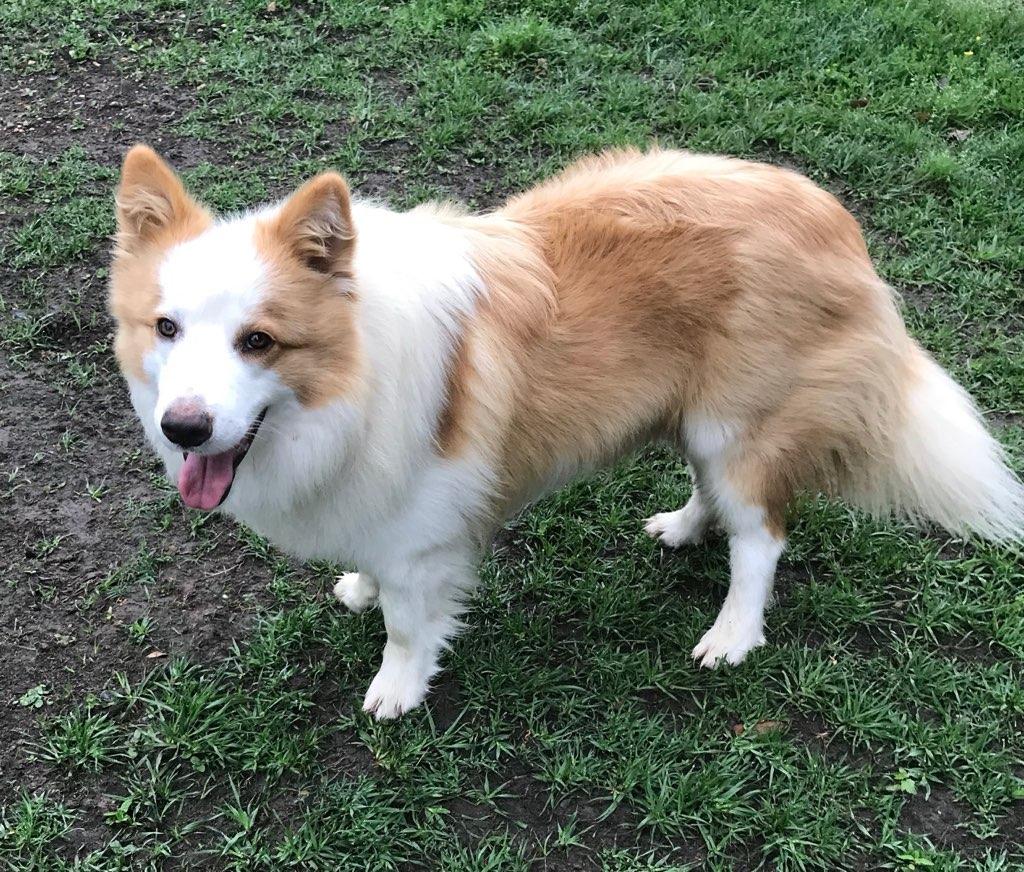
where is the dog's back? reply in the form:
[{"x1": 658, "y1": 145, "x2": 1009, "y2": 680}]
[{"x1": 446, "y1": 150, "x2": 940, "y2": 532}]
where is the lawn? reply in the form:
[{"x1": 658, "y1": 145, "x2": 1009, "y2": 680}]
[{"x1": 1, "y1": 0, "x2": 1023, "y2": 868}]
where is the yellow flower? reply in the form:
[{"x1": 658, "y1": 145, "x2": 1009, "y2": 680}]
[{"x1": 964, "y1": 50, "x2": 974, "y2": 57}]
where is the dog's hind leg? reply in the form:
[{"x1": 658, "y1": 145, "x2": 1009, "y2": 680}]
[
  {"x1": 644, "y1": 464, "x2": 714, "y2": 547},
  {"x1": 679, "y1": 418, "x2": 789, "y2": 668},
  {"x1": 691, "y1": 493, "x2": 785, "y2": 668},
  {"x1": 362, "y1": 547, "x2": 478, "y2": 720},
  {"x1": 333, "y1": 572, "x2": 379, "y2": 613}
]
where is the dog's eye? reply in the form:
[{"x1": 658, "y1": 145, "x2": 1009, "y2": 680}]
[
  {"x1": 156, "y1": 318, "x2": 178, "y2": 339},
  {"x1": 243, "y1": 331, "x2": 274, "y2": 352}
]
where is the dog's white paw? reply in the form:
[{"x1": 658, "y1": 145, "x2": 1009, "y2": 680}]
[
  {"x1": 333, "y1": 572, "x2": 378, "y2": 614},
  {"x1": 362, "y1": 647, "x2": 432, "y2": 720},
  {"x1": 644, "y1": 506, "x2": 708, "y2": 548},
  {"x1": 692, "y1": 612, "x2": 765, "y2": 668}
]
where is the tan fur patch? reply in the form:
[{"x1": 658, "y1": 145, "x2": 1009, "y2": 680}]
[
  {"x1": 251, "y1": 175, "x2": 362, "y2": 407},
  {"x1": 109, "y1": 145, "x2": 212, "y2": 380},
  {"x1": 435, "y1": 323, "x2": 475, "y2": 456},
  {"x1": 437, "y1": 148, "x2": 914, "y2": 531}
]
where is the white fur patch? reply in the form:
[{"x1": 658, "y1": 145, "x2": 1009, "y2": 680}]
[
  {"x1": 333, "y1": 572, "x2": 379, "y2": 613},
  {"x1": 684, "y1": 416, "x2": 736, "y2": 461},
  {"x1": 886, "y1": 355, "x2": 1024, "y2": 540},
  {"x1": 692, "y1": 518, "x2": 784, "y2": 667},
  {"x1": 644, "y1": 489, "x2": 711, "y2": 547},
  {"x1": 158, "y1": 220, "x2": 267, "y2": 318},
  {"x1": 362, "y1": 640, "x2": 434, "y2": 720},
  {"x1": 127, "y1": 193, "x2": 495, "y2": 721},
  {"x1": 651, "y1": 415, "x2": 787, "y2": 668},
  {"x1": 147, "y1": 216, "x2": 287, "y2": 454}
]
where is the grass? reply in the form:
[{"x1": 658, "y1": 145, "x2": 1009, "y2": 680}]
[{"x1": 1, "y1": 0, "x2": 1023, "y2": 869}]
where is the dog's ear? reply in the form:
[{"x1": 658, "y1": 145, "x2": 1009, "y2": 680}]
[
  {"x1": 115, "y1": 145, "x2": 208, "y2": 250},
  {"x1": 273, "y1": 172, "x2": 355, "y2": 278}
]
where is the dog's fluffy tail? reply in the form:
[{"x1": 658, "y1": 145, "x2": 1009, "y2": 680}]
[{"x1": 850, "y1": 348, "x2": 1024, "y2": 541}]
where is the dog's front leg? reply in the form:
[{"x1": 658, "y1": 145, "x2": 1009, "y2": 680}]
[{"x1": 362, "y1": 547, "x2": 478, "y2": 720}]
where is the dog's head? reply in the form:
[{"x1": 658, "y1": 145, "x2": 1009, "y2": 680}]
[{"x1": 109, "y1": 145, "x2": 363, "y2": 511}]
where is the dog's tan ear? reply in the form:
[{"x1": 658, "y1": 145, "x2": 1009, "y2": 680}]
[
  {"x1": 273, "y1": 172, "x2": 355, "y2": 277},
  {"x1": 115, "y1": 145, "x2": 208, "y2": 250}
]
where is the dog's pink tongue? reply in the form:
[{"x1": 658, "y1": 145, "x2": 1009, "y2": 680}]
[{"x1": 178, "y1": 451, "x2": 235, "y2": 511}]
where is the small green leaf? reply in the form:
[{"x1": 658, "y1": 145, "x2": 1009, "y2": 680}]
[{"x1": 17, "y1": 684, "x2": 49, "y2": 708}]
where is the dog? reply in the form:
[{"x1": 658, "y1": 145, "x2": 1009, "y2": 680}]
[{"x1": 109, "y1": 144, "x2": 1024, "y2": 719}]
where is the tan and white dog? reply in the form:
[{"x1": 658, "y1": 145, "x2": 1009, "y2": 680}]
[{"x1": 110, "y1": 144, "x2": 1024, "y2": 719}]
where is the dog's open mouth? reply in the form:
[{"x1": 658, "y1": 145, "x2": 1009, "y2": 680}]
[{"x1": 177, "y1": 408, "x2": 267, "y2": 511}]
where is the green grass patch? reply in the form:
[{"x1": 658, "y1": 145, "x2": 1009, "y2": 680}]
[{"x1": 1, "y1": 0, "x2": 1022, "y2": 868}]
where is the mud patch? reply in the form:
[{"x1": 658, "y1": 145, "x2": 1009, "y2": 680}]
[
  {"x1": 0, "y1": 54, "x2": 281, "y2": 816},
  {"x1": 1, "y1": 59, "x2": 229, "y2": 169}
]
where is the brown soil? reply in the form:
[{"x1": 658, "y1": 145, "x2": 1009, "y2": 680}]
[{"x1": 0, "y1": 55, "x2": 279, "y2": 807}]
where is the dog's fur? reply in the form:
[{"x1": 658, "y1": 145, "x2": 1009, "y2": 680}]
[{"x1": 110, "y1": 144, "x2": 1024, "y2": 718}]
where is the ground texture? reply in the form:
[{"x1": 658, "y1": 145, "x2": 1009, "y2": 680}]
[{"x1": 1, "y1": 1, "x2": 1023, "y2": 869}]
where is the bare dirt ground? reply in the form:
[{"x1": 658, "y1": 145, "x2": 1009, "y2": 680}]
[{"x1": 1, "y1": 52, "x2": 279, "y2": 812}]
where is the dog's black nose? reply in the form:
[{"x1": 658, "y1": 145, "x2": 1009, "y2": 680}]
[{"x1": 161, "y1": 403, "x2": 213, "y2": 448}]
